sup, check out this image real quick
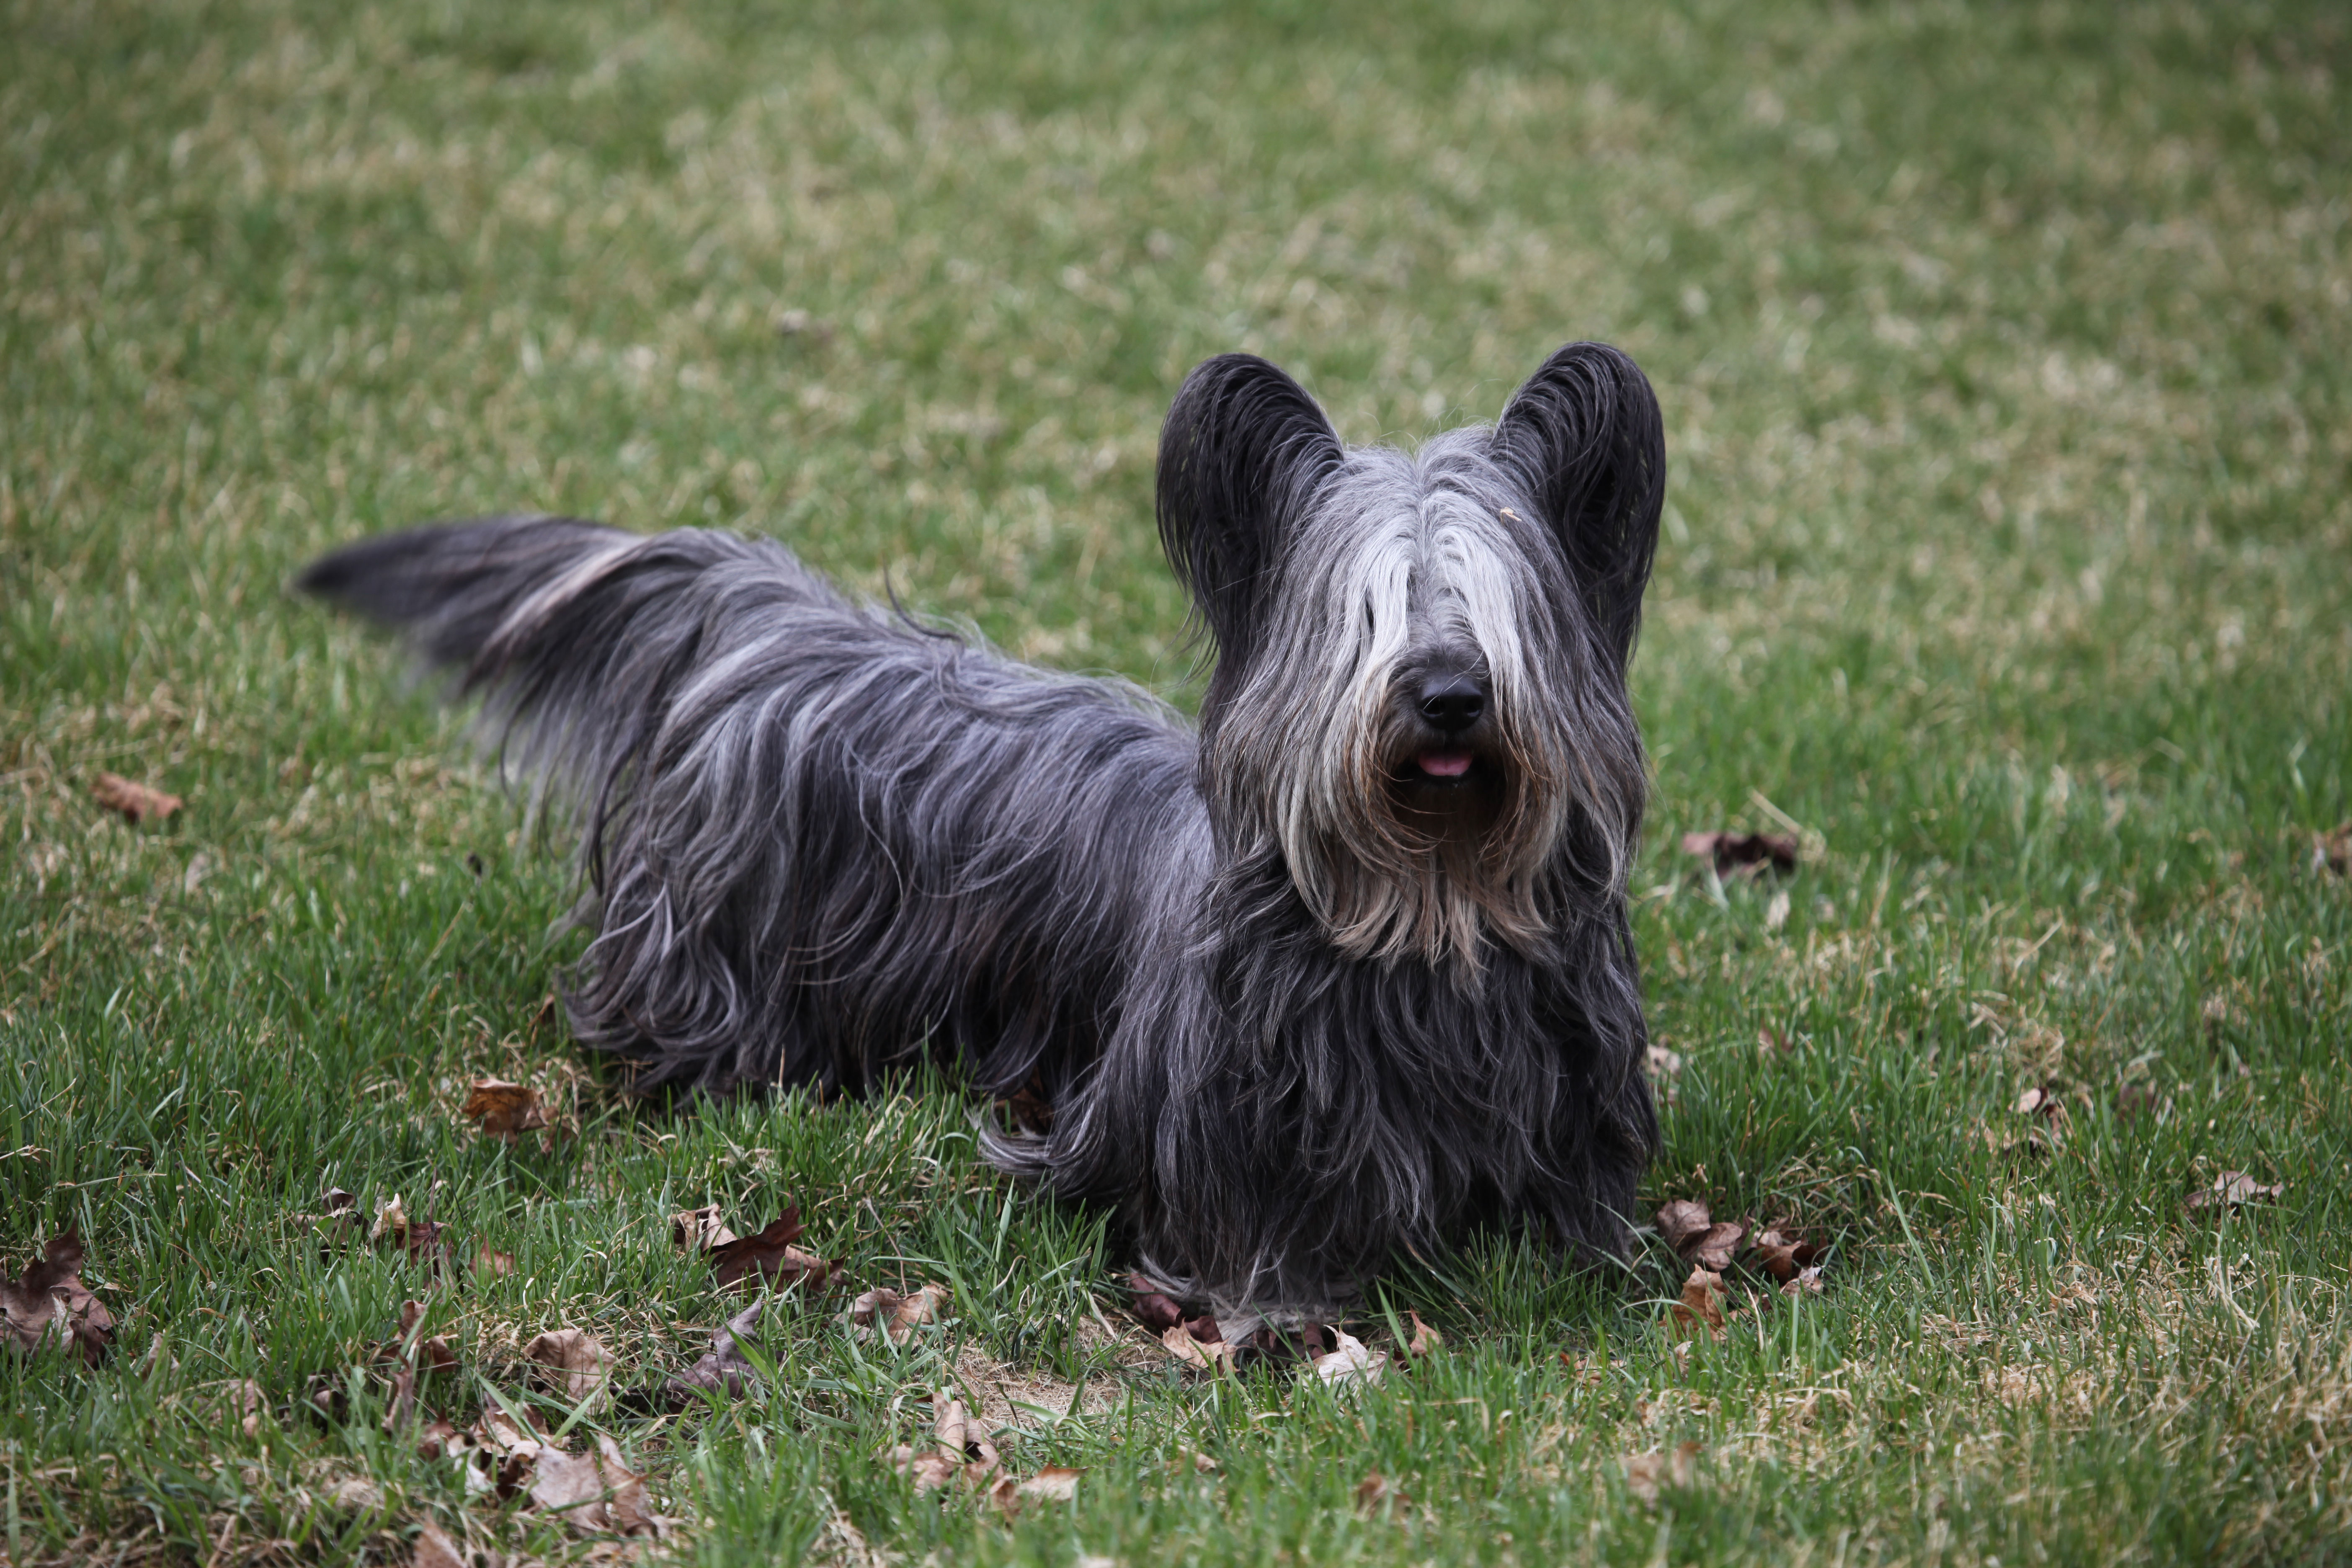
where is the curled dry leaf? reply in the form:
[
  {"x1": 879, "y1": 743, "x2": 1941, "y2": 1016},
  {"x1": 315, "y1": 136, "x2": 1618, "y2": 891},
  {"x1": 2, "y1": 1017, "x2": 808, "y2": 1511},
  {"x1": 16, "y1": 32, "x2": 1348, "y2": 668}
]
[
  {"x1": 369, "y1": 1195, "x2": 455, "y2": 1273},
  {"x1": 1669, "y1": 1269, "x2": 1727, "y2": 1338},
  {"x1": 0, "y1": 1230, "x2": 115, "y2": 1366},
  {"x1": 1749, "y1": 1229, "x2": 1824, "y2": 1284},
  {"x1": 1312, "y1": 1330, "x2": 1386, "y2": 1387},
  {"x1": 671, "y1": 1204, "x2": 738, "y2": 1252},
  {"x1": 2312, "y1": 821, "x2": 2351, "y2": 877},
  {"x1": 217, "y1": 1378, "x2": 267, "y2": 1437},
  {"x1": 666, "y1": 1299, "x2": 767, "y2": 1403},
  {"x1": 710, "y1": 1209, "x2": 835, "y2": 1294},
  {"x1": 525, "y1": 1327, "x2": 612, "y2": 1407},
  {"x1": 933, "y1": 1391, "x2": 999, "y2": 1472},
  {"x1": 1681, "y1": 830, "x2": 1797, "y2": 879},
  {"x1": 889, "y1": 1444, "x2": 964, "y2": 1494},
  {"x1": 91, "y1": 772, "x2": 182, "y2": 824},
  {"x1": 472, "y1": 1245, "x2": 516, "y2": 1278},
  {"x1": 410, "y1": 1522, "x2": 469, "y2": 1568},
  {"x1": 1353, "y1": 1473, "x2": 1404, "y2": 1514},
  {"x1": 1654, "y1": 1200, "x2": 1744, "y2": 1271},
  {"x1": 1394, "y1": 1309, "x2": 1443, "y2": 1365},
  {"x1": 2186, "y1": 1171, "x2": 2287, "y2": 1212},
  {"x1": 327, "y1": 1476, "x2": 385, "y2": 1513},
  {"x1": 459, "y1": 1079, "x2": 549, "y2": 1140},
  {"x1": 2115, "y1": 1082, "x2": 2169, "y2": 1124},
  {"x1": 1644, "y1": 1043, "x2": 1684, "y2": 1079},
  {"x1": 986, "y1": 1465, "x2": 1084, "y2": 1516},
  {"x1": 410, "y1": 1521, "x2": 468, "y2": 1568},
  {"x1": 1160, "y1": 1321, "x2": 1237, "y2": 1375},
  {"x1": 849, "y1": 1282, "x2": 948, "y2": 1343},
  {"x1": 529, "y1": 1433, "x2": 659, "y2": 1537},
  {"x1": 1784, "y1": 1265, "x2": 1826, "y2": 1296},
  {"x1": 1621, "y1": 1441, "x2": 1700, "y2": 1503}
]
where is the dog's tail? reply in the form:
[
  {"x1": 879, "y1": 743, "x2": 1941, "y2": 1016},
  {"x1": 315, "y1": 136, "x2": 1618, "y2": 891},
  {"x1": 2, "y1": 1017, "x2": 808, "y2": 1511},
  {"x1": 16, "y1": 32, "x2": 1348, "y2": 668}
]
[{"x1": 294, "y1": 514, "x2": 836, "y2": 828}]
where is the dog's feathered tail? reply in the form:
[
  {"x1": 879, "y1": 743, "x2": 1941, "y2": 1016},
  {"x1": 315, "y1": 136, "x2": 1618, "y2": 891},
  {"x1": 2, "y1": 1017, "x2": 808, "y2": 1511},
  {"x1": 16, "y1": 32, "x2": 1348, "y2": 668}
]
[{"x1": 298, "y1": 515, "x2": 1193, "y2": 1099}]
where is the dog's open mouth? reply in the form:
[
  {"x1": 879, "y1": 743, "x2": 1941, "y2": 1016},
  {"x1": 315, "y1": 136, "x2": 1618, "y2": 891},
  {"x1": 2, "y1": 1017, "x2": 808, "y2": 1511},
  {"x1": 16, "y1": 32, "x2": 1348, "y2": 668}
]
[{"x1": 1413, "y1": 749, "x2": 1476, "y2": 782}]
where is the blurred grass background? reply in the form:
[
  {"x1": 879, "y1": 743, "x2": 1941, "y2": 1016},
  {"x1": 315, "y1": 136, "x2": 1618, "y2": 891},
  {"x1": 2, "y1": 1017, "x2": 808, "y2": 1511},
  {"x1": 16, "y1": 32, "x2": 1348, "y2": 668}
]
[{"x1": 3, "y1": 1, "x2": 2349, "y2": 1563}]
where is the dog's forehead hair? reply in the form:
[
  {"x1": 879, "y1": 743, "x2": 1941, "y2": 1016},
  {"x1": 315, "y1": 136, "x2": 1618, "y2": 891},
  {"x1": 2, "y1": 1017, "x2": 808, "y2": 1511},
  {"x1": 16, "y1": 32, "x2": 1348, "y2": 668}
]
[{"x1": 1277, "y1": 432, "x2": 1562, "y2": 673}]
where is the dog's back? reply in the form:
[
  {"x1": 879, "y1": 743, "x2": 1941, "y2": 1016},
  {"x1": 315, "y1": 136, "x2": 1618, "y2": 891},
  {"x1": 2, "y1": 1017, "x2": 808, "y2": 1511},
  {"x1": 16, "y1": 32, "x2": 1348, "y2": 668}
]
[{"x1": 301, "y1": 517, "x2": 1199, "y2": 1100}]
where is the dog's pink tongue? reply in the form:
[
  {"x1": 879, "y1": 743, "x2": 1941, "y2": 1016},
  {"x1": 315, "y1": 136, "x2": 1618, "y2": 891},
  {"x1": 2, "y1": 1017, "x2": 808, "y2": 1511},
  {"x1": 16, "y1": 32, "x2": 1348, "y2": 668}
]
[{"x1": 1417, "y1": 750, "x2": 1473, "y2": 778}]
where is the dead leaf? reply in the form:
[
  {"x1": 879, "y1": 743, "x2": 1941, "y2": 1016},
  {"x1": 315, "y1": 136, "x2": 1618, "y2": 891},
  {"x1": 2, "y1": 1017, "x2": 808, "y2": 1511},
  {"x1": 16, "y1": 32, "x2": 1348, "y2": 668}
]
[
  {"x1": 1654, "y1": 1201, "x2": 1744, "y2": 1270},
  {"x1": 666, "y1": 1299, "x2": 767, "y2": 1403},
  {"x1": 529, "y1": 1434, "x2": 658, "y2": 1536},
  {"x1": 848, "y1": 1282, "x2": 948, "y2": 1343},
  {"x1": 1159, "y1": 1321, "x2": 1236, "y2": 1375},
  {"x1": 328, "y1": 1476, "x2": 385, "y2": 1513},
  {"x1": 410, "y1": 1522, "x2": 469, "y2": 1568},
  {"x1": 410, "y1": 1520, "x2": 469, "y2": 1568},
  {"x1": 2015, "y1": 1085, "x2": 2048, "y2": 1114},
  {"x1": 671, "y1": 1205, "x2": 738, "y2": 1252},
  {"x1": 459, "y1": 1079, "x2": 549, "y2": 1140},
  {"x1": 1654, "y1": 1199, "x2": 1713, "y2": 1251},
  {"x1": 1394, "y1": 1309, "x2": 1442, "y2": 1365},
  {"x1": 472, "y1": 1245, "x2": 515, "y2": 1277},
  {"x1": 91, "y1": 772, "x2": 181, "y2": 825},
  {"x1": 1669, "y1": 1269, "x2": 1727, "y2": 1338},
  {"x1": 391, "y1": 1300, "x2": 459, "y2": 1374},
  {"x1": 932, "y1": 1391, "x2": 1000, "y2": 1473},
  {"x1": 1783, "y1": 1265, "x2": 1826, "y2": 1296},
  {"x1": 0, "y1": 1230, "x2": 115, "y2": 1366},
  {"x1": 1681, "y1": 830, "x2": 1797, "y2": 879},
  {"x1": 369, "y1": 1195, "x2": 455, "y2": 1273},
  {"x1": 2312, "y1": 822, "x2": 2351, "y2": 877},
  {"x1": 709, "y1": 1209, "x2": 835, "y2": 1295},
  {"x1": 322, "y1": 1188, "x2": 358, "y2": 1215},
  {"x1": 418, "y1": 1419, "x2": 463, "y2": 1460},
  {"x1": 889, "y1": 1444, "x2": 963, "y2": 1493},
  {"x1": 216, "y1": 1378, "x2": 267, "y2": 1437},
  {"x1": 1353, "y1": 1473, "x2": 1405, "y2": 1514},
  {"x1": 525, "y1": 1328, "x2": 612, "y2": 1407},
  {"x1": 1748, "y1": 1229, "x2": 1824, "y2": 1284},
  {"x1": 2186, "y1": 1171, "x2": 2287, "y2": 1212},
  {"x1": 1644, "y1": 1044, "x2": 1684, "y2": 1078},
  {"x1": 1017, "y1": 1466, "x2": 1083, "y2": 1502},
  {"x1": 1621, "y1": 1441, "x2": 1700, "y2": 1502},
  {"x1": 1312, "y1": 1330, "x2": 1386, "y2": 1387},
  {"x1": 2115, "y1": 1083, "x2": 2169, "y2": 1124}
]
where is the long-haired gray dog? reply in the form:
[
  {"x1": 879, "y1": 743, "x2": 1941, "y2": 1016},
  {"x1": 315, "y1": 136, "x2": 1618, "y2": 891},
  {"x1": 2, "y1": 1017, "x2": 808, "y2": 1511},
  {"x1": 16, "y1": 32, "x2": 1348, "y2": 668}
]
[{"x1": 301, "y1": 343, "x2": 1666, "y2": 1318}]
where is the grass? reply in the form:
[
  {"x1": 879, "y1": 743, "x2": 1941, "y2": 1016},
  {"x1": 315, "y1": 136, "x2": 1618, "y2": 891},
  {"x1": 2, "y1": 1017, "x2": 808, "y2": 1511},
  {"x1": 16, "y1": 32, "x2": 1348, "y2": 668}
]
[{"x1": 4, "y1": 0, "x2": 2349, "y2": 1562}]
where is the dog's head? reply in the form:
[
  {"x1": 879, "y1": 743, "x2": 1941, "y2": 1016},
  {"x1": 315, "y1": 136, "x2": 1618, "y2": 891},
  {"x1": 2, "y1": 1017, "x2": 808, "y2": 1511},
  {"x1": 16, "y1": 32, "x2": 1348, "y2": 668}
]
[{"x1": 1158, "y1": 343, "x2": 1665, "y2": 974}]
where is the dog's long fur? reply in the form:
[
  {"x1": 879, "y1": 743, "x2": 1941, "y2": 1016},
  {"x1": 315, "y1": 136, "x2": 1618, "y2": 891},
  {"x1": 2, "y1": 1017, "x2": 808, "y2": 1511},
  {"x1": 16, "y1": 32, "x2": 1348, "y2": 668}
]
[{"x1": 300, "y1": 342, "x2": 1666, "y2": 1317}]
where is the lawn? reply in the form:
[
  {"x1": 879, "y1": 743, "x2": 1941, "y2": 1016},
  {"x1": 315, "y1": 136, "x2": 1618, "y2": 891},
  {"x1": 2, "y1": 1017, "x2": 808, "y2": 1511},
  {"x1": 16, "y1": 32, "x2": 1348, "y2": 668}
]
[{"x1": 4, "y1": 0, "x2": 2349, "y2": 1563}]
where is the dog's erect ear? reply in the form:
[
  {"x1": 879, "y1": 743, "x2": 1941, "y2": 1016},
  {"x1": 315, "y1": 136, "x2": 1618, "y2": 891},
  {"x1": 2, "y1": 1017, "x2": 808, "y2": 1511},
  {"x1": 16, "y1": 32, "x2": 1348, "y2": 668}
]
[
  {"x1": 1157, "y1": 353, "x2": 1344, "y2": 671},
  {"x1": 1490, "y1": 342, "x2": 1666, "y2": 671}
]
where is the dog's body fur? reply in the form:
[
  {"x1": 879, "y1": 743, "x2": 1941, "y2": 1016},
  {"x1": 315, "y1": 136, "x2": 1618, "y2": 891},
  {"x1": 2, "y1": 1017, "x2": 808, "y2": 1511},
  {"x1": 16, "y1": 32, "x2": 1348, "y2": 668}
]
[{"x1": 302, "y1": 343, "x2": 1666, "y2": 1318}]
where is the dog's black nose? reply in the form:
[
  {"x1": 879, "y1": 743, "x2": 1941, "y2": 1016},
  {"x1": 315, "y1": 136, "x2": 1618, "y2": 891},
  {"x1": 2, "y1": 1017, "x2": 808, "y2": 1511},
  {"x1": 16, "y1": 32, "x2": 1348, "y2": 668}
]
[{"x1": 1419, "y1": 675, "x2": 1485, "y2": 734}]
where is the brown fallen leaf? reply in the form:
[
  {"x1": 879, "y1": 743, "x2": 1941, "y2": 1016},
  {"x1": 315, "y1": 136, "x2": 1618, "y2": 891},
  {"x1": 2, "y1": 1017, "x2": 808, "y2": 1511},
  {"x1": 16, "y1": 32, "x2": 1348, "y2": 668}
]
[
  {"x1": 666, "y1": 1299, "x2": 769, "y2": 1403},
  {"x1": 1312, "y1": 1330, "x2": 1385, "y2": 1387},
  {"x1": 1353, "y1": 1473, "x2": 1406, "y2": 1515},
  {"x1": 2312, "y1": 822, "x2": 2351, "y2": 877},
  {"x1": 529, "y1": 1433, "x2": 658, "y2": 1537},
  {"x1": 472, "y1": 1245, "x2": 516, "y2": 1278},
  {"x1": 1681, "y1": 830, "x2": 1797, "y2": 879},
  {"x1": 671, "y1": 1204, "x2": 738, "y2": 1252},
  {"x1": 2186, "y1": 1171, "x2": 2287, "y2": 1212},
  {"x1": 410, "y1": 1521, "x2": 469, "y2": 1568},
  {"x1": 1654, "y1": 1201, "x2": 1744, "y2": 1270},
  {"x1": 1783, "y1": 1265, "x2": 1826, "y2": 1297},
  {"x1": 2115, "y1": 1082, "x2": 2170, "y2": 1124},
  {"x1": 1394, "y1": 1309, "x2": 1443, "y2": 1365},
  {"x1": 0, "y1": 1230, "x2": 115, "y2": 1366},
  {"x1": 460, "y1": 1079, "x2": 549, "y2": 1140},
  {"x1": 91, "y1": 772, "x2": 182, "y2": 825},
  {"x1": 328, "y1": 1475, "x2": 386, "y2": 1513},
  {"x1": 1160, "y1": 1321, "x2": 1237, "y2": 1375},
  {"x1": 1622, "y1": 1441, "x2": 1700, "y2": 1502},
  {"x1": 985, "y1": 1465, "x2": 1084, "y2": 1517},
  {"x1": 377, "y1": 1300, "x2": 458, "y2": 1431},
  {"x1": 889, "y1": 1444, "x2": 965, "y2": 1494},
  {"x1": 709, "y1": 1209, "x2": 835, "y2": 1295},
  {"x1": 849, "y1": 1282, "x2": 948, "y2": 1344},
  {"x1": 418, "y1": 1418, "x2": 464, "y2": 1460},
  {"x1": 410, "y1": 1520, "x2": 469, "y2": 1568},
  {"x1": 1669, "y1": 1269, "x2": 1727, "y2": 1338},
  {"x1": 1748, "y1": 1229, "x2": 1824, "y2": 1284},
  {"x1": 525, "y1": 1328, "x2": 612, "y2": 1407},
  {"x1": 370, "y1": 1195, "x2": 456, "y2": 1273},
  {"x1": 1654, "y1": 1199, "x2": 1713, "y2": 1251}
]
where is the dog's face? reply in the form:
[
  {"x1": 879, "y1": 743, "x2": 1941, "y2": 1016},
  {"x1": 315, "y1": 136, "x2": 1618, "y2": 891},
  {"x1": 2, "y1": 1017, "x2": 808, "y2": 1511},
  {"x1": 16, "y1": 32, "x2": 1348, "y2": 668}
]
[{"x1": 1158, "y1": 346, "x2": 1666, "y2": 974}]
